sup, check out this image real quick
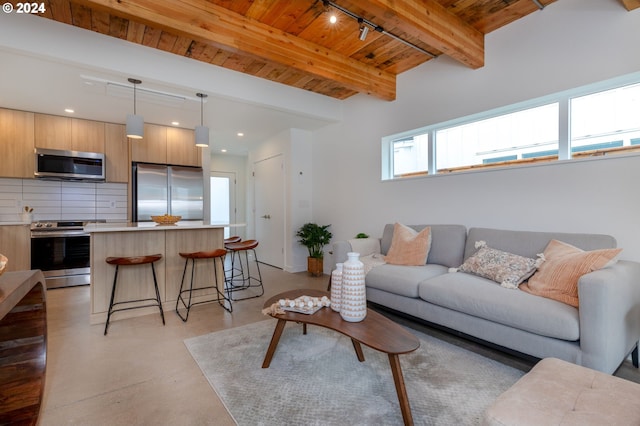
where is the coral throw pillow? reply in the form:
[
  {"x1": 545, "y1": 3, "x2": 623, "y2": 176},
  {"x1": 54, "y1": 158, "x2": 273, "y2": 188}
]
[
  {"x1": 384, "y1": 223, "x2": 431, "y2": 266},
  {"x1": 520, "y1": 239, "x2": 622, "y2": 307}
]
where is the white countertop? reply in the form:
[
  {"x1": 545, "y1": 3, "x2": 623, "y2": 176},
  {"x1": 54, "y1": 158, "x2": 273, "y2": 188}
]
[
  {"x1": 0, "y1": 222, "x2": 30, "y2": 226},
  {"x1": 84, "y1": 221, "x2": 245, "y2": 233}
]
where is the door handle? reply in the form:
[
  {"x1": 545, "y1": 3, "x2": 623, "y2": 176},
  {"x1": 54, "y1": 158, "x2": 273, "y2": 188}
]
[{"x1": 261, "y1": 214, "x2": 271, "y2": 219}]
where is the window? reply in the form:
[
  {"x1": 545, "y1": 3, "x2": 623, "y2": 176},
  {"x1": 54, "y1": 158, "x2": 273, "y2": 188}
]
[
  {"x1": 392, "y1": 134, "x2": 429, "y2": 177},
  {"x1": 435, "y1": 104, "x2": 558, "y2": 171},
  {"x1": 570, "y1": 82, "x2": 640, "y2": 156},
  {"x1": 382, "y1": 73, "x2": 640, "y2": 180}
]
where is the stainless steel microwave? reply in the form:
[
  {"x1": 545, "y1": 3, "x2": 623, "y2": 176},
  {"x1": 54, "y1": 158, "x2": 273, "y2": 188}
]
[{"x1": 34, "y1": 148, "x2": 106, "y2": 181}]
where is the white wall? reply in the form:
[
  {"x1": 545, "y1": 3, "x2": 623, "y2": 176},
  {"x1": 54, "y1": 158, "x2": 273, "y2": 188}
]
[{"x1": 312, "y1": 0, "x2": 640, "y2": 264}]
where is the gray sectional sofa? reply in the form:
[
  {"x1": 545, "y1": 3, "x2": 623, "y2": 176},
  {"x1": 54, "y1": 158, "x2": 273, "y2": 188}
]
[{"x1": 332, "y1": 224, "x2": 640, "y2": 374}]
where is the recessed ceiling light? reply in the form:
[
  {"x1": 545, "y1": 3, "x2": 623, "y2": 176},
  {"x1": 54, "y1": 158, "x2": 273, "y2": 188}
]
[
  {"x1": 64, "y1": 108, "x2": 74, "y2": 113},
  {"x1": 171, "y1": 121, "x2": 180, "y2": 126},
  {"x1": 329, "y1": 14, "x2": 337, "y2": 24},
  {"x1": 237, "y1": 132, "x2": 244, "y2": 137},
  {"x1": 221, "y1": 149, "x2": 227, "y2": 153}
]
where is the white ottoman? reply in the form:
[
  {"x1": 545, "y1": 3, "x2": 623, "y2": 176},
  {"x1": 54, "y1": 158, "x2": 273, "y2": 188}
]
[{"x1": 483, "y1": 357, "x2": 640, "y2": 425}]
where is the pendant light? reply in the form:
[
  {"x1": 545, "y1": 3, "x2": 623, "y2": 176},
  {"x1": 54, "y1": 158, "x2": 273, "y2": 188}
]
[
  {"x1": 126, "y1": 78, "x2": 144, "y2": 139},
  {"x1": 195, "y1": 92, "x2": 209, "y2": 147}
]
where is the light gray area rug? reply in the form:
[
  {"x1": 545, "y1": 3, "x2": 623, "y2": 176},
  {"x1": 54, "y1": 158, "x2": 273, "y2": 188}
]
[{"x1": 184, "y1": 319, "x2": 524, "y2": 425}]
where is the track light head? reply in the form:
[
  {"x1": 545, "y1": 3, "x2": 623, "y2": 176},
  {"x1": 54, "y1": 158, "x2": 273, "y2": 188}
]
[{"x1": 359, "y1": 23, "x2": 369, "y2": 41}]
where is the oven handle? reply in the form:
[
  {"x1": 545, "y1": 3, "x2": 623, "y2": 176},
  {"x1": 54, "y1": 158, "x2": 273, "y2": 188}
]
[{"x1": 31, "y1": 231, "x2": 90, "y2": 238}]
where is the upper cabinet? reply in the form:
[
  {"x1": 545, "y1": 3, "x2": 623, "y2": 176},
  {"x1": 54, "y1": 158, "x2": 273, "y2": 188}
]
[
  {"x1": 0, "y1": 109, "x2": 200, "y2": 182},
  {"x1": 130, "y1": 124, "x2": 167, "y2": 164},
  {"x1": 132, "y1": 125, "x2": 201, "y2": 167},
  {"x1": 34, "y1": 114, "x2": 105, "y2": 153},
  {"x1": 33, "y1": 114, "x2": 70, "y2": 150},
  {"x1": 0, "y1": 108, "x2": 35, "y2": 178},
  {"x1": 167, "y1": 127, "x2": 201, "y2": 167},
  {"x1": 105, "y1": 123, "x2": 129, "y2": 183},
  {"x1": 72, "y1": 119, "x2": 105, "y2": 153}
]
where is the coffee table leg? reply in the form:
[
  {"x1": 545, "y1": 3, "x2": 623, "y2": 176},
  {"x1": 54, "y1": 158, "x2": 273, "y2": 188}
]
[
  {"x1": 262, "y1": 319, "x2": 287, "y2": 368},
  {"x1": 351, "y1": 339, "x2": 365, "y2": 362},
  {"x1": 388, "y1": 354, "x2": 414, "y2": 426}
]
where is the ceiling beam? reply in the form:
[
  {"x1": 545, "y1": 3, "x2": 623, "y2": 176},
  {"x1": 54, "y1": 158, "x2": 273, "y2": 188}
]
[
  {"x1": 347, "y1": 0, "x2": 485, "y2": 69},
  {"x1": 621, "y1": 0, "x2": 640, "y2": 11},
  {"x1": 75, "y1": 0, "x2": 397, "y2": 100}
]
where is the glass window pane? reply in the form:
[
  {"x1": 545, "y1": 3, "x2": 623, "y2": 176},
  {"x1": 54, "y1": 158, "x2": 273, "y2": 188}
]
[
  {"x1": 435, "y1": 103, "x2": 559, "y2": 170},
  {"x1": 393, "y1": 134, "x2": 429, "y2": 177},
  {"x1": 210, "y1": 176, "x2": 230, "y2": 237},
  {"x1": 570, "y1": 83, "x2": 640, "y2": 153}
]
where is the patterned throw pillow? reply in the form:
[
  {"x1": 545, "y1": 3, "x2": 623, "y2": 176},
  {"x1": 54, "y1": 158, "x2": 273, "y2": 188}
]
[
  {"x1": 451, "y1": 241, "x2": 543, "y2": 289},
  {"x1": 519, "y1": 239, "x2": 622, "y2": 307},
  {"x1": 384, "y1": 223, "x2": 432, "y2": 266}
]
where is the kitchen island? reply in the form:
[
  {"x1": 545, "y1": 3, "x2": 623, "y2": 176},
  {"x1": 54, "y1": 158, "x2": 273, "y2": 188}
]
[{"x1": 85, "y1": 221, "x2": 243, "y2": 325}]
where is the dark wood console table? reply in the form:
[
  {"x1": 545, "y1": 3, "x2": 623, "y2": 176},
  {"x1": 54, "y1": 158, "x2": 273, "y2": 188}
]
[{"x1": 0, "y1": 270, "x2": 47, "y2": 425}]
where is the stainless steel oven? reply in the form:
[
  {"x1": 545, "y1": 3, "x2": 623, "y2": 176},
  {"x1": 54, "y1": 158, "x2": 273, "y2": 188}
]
[{"x1": 30, "y1": 221, "x2": 91, "y2": 289}]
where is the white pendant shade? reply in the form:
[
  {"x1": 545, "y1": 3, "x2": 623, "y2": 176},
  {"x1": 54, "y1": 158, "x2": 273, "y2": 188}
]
[
  {"x1": 195, "y1": 125, "x2": 209, "y2": 147},
  {"x1": 126, "y1": 113, "x2": 144, "y2": 139}
]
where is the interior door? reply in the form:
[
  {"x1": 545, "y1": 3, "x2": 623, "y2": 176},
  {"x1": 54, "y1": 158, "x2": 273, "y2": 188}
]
[{"x1": 254, "y1": 155, "x2": 284, "y2": 268}]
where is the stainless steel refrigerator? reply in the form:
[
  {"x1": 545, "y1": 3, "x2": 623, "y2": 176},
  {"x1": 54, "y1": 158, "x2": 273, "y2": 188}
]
[{"x1": 132, "y1": 163, "x2": 204, "y2": 221}]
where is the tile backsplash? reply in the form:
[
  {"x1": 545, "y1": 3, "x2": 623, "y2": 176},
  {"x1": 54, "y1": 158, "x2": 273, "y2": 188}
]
[{"x1": 0, "y1": 178, "x2": 127, "y2": 222}]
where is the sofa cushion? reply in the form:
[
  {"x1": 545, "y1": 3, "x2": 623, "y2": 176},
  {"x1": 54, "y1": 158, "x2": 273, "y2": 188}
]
[
  {"x1": 366, "y1": 264, "x2": 448, "y2": 298},
  {"x1": 419, "y1": 272, "x2": 580, "y2": 341},
  {"x1": 520, "y1": 239, "x2": 622, "y2": 308},
  {"x1": 384, "y1": 223, "x2": 432, "y2": 266},
  {"x1": 454, "y1": 241, "x2": 543, "y2": 289},
  {"x1": 380, "y1": 224, "x2": 467, "y2": 268},
  {"x1": 464, "y1": 228, "x2": 616, "y2": 260}
]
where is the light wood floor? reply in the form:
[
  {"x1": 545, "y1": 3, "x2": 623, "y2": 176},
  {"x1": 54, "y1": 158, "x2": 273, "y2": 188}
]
[{"x1": 40, "y1": 265, "x2": 639, "y2": 424}]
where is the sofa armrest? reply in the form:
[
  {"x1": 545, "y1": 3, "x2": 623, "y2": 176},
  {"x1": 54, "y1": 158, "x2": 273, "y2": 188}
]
[
  {"x1": 332, "y1": 241, "x2": 353, "y2": 265},
  {"x1": 578, "y1": 260, "x2": 640, "y2": 373}
]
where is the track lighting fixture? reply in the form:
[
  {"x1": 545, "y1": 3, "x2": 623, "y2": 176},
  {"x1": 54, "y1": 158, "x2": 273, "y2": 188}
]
[
  {"x1": 358, "y1": 18, "x2": 369, "y2": 41},
  {"x1": 126, "y1": 78, "x2": 144, "y2": 139},
  {"x1": 322, "y1": 0, "x2": 337, "y2": 24},
  {"x1": 195, "y1": 93, "x2": 209, "y2": 147},
  {"x1": 321, "y1": 0, "x2": 437, "y2": 58}
]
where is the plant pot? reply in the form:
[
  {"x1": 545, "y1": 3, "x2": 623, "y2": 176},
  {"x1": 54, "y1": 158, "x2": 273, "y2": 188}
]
[{"x1": 307, "y1": 257, "x2": 324, "y2": 277}]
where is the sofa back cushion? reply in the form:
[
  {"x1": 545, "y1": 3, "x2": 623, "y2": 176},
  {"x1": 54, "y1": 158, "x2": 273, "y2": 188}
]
[
  {"x1": 380, "y1": 224, "x2": 467, "y2": 268},
  {"x1": 464, "y1": 228, "x2": 617, "y2": 261}
]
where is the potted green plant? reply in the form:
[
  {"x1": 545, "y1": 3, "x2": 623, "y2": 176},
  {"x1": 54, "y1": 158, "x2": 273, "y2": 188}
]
[{"x1": 296, "y1": 223, "x2": 332, "y2": 276}]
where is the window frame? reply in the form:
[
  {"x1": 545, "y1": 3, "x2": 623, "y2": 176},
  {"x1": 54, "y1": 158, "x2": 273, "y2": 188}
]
[{"x1": 382, "y1": 72, "x2": 640, "y2": 181}]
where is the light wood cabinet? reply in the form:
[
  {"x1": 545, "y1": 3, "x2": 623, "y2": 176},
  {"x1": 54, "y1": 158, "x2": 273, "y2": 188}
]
[
  {"x1": 34, "y1": 114, "x2": 70, "y2": 150},
  {"x1": 71, "y1": 119, "x2": 105, "y2": 153},
  {"x1": 0, "y1": 225, "x2": 31, "y2": 272},
  {"x1": 0, "y1": 108, "x2": 35, "y2": 178},
  {"x1": 130, "y1": 124, "x2": 167, "y2": 164},
  {"x1": 35, "y1": 114, "x2": 105, "y2": 153},
  {"x1": 105, "y1": 123, "x2": 129, "y2": 183},
  {"x1": 167, "y1": 127, "x2": 201, "y2": 167}
]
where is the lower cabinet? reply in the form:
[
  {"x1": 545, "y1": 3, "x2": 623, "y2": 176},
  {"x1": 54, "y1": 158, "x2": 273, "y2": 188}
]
[{"x1": 0, "y1": 225, "x2": 30, "y2": 272}]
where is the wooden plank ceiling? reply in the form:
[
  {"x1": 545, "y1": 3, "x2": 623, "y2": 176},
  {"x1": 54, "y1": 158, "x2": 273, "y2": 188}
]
[{"x1": 18, "y1": 0, "x2": 598, "y2": 101}]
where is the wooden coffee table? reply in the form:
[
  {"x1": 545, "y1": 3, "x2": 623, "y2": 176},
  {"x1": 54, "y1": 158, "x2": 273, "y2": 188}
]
[{"x1": 262, "y1": 289, "x2": 420, "y2": 426}]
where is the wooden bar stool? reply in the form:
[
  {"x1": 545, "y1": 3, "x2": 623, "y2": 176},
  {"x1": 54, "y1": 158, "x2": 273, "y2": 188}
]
[
  {"x1": 225, "y1": 239, "x2": 264, "y2": 301},
  {"x1": 176, "y1": 248, "x2": 232, "y2": 321},
  {"x1": 224, "y1": 236, "x2": 242, "y2": 244},
  {"x1": 224, "y1": 236, "x2": 243, "y2": 279},
  {"x1": 104, "y1": 254, "x2": 165, "y2": 335}
]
